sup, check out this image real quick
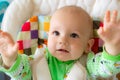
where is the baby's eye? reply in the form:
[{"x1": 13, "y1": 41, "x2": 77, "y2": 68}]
[
  {"x1": 70, "y1": 33, "x2": 79, "y2": 38},
  {"x1": 53, "y1": 31, "x2": 60, "y2": 36}
]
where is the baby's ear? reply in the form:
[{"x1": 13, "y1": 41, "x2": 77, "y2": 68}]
[{"x1": 85, "y1": 39, "x2": 95, "y2": 53}]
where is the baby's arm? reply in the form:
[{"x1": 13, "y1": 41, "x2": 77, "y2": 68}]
[
  {"x1": 98, "y1": 10, "x2": 120, "y2": 56},
  {"x1": 0, "y1": 30, "x2": 32, "y2": 80},
  {"x1": 87, "y1": 52, "x2": 120, "y2": 79},
  {"x1": 87, "y1": 11, "x2": 120, "y2": 79},
  {"x1": 0, "y1": 30, "x2": 18, "y2": 68}
]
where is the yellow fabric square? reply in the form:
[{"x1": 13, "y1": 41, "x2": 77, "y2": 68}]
[
  {"x1": 17, "y1": 31, "x2": 30, "y2": 40},
  {"x1": 93, "y1": 29, "x2": 99, "y2": 38},
  {"x1": 31, "y1": 39, "x2": 38, "y2": 47},
  {"x1": 31, "y1": 46, "x2": 37, "y2": 54},
  {"x1": 17, "y1": 32, "x2": 22, "y2": 40},
  {"x1": 30, "y1": 22, "x2": 39, "y2": 30},
  {"x1": 44, "y1": 22, "x2": 50, "y2": 32}
]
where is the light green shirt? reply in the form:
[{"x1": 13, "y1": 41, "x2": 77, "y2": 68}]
[{"x1": 0, "y1": 47, "x2": 120, "y2": 80}]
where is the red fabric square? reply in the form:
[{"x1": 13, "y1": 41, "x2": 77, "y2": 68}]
[
  {"x1": 100, "y1": 22, "x2": 103, "y2": 27},
  {"x1": 92, "y1": 38, "x2": 99, "y2": 53},
  {"x1": 17, "y1": 40, "x2": 23, "y2": 50},
  {"x1": 21, "y1": 22, "x2": 30, "y2": 31}
]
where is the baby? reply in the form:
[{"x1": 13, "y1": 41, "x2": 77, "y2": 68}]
[{"x1": 0, "y1": 6, "x2": 120, "y2": 80}]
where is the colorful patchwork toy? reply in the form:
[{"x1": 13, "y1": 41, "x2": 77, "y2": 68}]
[{"x1": 17, "y1": 16, "x2": 50, "y2": 55}]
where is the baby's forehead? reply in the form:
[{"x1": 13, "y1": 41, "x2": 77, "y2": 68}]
[
  {"x1": 51, "y1": 6, "x2": 92, "y2": 24},
  {"x1": 55, "y1": 6, "x2": 85, "y2": 13},
  {"x1": 50, "y1": 6, "x2": 93, "y2": 36}
]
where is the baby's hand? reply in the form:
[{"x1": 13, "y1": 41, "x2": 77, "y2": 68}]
[
  {"x1": 0, "y1": 30, "x2": 18, "y2": 68},
  {"x1": 98, "y1": 10, "x2": 120, "y2": 56}
]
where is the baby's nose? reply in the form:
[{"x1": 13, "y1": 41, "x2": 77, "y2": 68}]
[{"x1": 58, "y1": 36, "x2": 68, "y2": 45}]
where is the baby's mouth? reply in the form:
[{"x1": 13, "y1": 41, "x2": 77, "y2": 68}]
[{"x1": 57, "y1": 49, "x2": 69, "y2": 53}]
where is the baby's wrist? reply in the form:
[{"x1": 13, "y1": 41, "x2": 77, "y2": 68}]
[
  {"x1": 102, "y1": 47, "x2": 120, "y2": 61},
  {"x1": 2, "y1": 55, "x2": 18, "y2": 69},
  {"x1": 104, "y1": 44, "x2": 120, "y2": 56},
  {"x1": 2, "y1": 62, "x2": 11, "y2": 69},
  {"x1": 2, "y1": 59, "x2": 15, "y2": 69}
]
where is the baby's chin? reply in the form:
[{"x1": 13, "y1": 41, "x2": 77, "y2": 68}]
[
  {"x1": 55, "y1": 56, "x2": 77, "y2": 62},
  {"x1": 58, "y1": 58, "x2": 71, "y2": 62}
]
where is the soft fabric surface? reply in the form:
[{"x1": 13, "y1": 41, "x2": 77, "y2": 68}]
[{"x1": 1, "y1": 0, "x2": 120, "y2": 41}]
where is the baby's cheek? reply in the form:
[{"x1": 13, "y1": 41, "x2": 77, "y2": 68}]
[
  {"x1": 72, "y1": 48, "x2": 84, "y2": 59},
  {"x1": 47, "y1": 42, "x2": 55, "y2": 53},
  {"x1": 75, "y1": 52, "x2": 83, "y2": 59}
]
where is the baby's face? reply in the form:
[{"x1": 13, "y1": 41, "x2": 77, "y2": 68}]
[{"x1": 48, "y1": 6, "x2": 93, "y2": 61}]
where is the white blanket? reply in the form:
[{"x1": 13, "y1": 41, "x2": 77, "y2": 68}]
[{"x1": 1, "y1": 0, "x2": 120, "y2": 41}]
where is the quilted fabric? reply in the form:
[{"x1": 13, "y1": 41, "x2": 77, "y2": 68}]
[
  {"x1": 17, "y1": 16, "x2": 39, "y2": 55},
  {"x1": 17, "y1": 16, "x2": 103, "y2": 55},
  {"x1": 17, "y1": 16, "x2": 50, "y2": 55},
  {"x1": 92, "y1": 20, "x2": 104, "y2": 53}
]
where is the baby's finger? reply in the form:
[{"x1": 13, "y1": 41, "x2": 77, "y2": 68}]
[
  {"x1": 110, "y1": 10, "x2": 118, "y2": 23},
  {"x1": 104, "y1": 10, "x2": 110, "y2": 23}
]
